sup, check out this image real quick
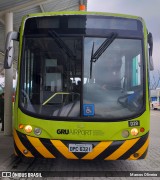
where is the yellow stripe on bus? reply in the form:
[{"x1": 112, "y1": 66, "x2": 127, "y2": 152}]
[
  {"x1": 82, "y1": 142, "x2": 112, "y2": 160},
  {"x1": 13, "y1": 129, "x2": 34, "y2": 157},
  {"x1": 50, "y1": 140, "x2": 78, "y2": 159},
  {"x1": 104, "y1": 138, "x2": 140, "y2": 160},
  {"x1": 27, "y1": 136, "x2": 55, "y2": 158},
  {"x1": 128, "y1": 137, "x2": 149, "y2": 160}
]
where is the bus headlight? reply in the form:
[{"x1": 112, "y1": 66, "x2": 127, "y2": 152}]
[
  {"x1": 34, "y1": 128, "x2": 42, "y2": 136},
  {"x1": 122, "y1": 130, "x2": 129, "y2": 138},
  {"x1": 131, "y1": 128, "x2": 139, "y2": 136},
  {"x1": 24, "y1": 125, "x2": 32, "y2": 133}
]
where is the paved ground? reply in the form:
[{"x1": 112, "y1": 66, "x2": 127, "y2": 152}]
[{"x1": 0, "y1": 123, "x2": 13, "y2": 165}]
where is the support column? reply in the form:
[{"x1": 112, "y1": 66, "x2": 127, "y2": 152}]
[{"x1": 4, "y1": 12, "x2": 13, "y2": 135}]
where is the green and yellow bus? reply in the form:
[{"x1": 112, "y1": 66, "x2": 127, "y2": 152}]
[{"x1": 4, "y1": 11, "x2": 153, "y2": 160}]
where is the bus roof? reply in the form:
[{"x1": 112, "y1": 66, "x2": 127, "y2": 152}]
[{"x1": 22, "y1": 11, "x2": 144, "y2": 23}]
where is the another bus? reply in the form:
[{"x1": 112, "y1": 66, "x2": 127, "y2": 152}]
[
  {"x1": 150, "y1": 89, "x2": 160, "y2": 110},
  {"x1": 4, "y1": 11, "x2": 153, "y2": 160}
]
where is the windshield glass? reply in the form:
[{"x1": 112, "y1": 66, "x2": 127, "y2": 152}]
[
  {"x1": 83, "y1": 38, "x2": 144, "y2": 119},
  {"x1": 20, "y1": 35, "x2": 144, "y2": 120},
  {"x1": 20, "y1": 36, "x2": 82, "y2": 118}
]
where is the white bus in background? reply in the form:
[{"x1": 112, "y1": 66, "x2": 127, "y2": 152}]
[{"x1": 150, "y1": 89, "x2": 160, "y2": 110}]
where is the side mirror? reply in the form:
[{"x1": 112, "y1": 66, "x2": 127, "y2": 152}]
[
  {"x1": 148, "y1": 32, "x2": 154, "y2": 71},
  {"x1": 4, "y1": 31, "x2": 19, "y2": 69},
  {"x1": 149, "y1": 56, "x2": 154, "y2": 71},
  {"x1": 4, "y1": 46, "x2": 14, "y2": 69}
]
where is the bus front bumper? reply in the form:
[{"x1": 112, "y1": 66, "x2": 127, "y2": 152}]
[{"x1": 13, "y1": 129, "x2": 149, "y2": 160}]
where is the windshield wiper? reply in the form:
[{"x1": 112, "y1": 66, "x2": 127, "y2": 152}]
[
  {"x1": 90, "y1": 32, "x2": 117, "y2": 79},
  {"x1": 49, "y1": 30, "x2": 75, "y2": 59},
  {"x1": 91, "y1": 32, "x2": 117, "y2": 62},
  {"x1": 90, "y1": 42, "x2": 95, "y2": 79}
]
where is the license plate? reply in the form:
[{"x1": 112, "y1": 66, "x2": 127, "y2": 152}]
[{"x1": 69, "y1": 144, "x2": 93, "y2": 152}]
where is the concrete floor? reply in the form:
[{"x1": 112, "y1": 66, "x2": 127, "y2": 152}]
[{"x1": 0, "y1": 123, "x2": 13, "y2": 165}]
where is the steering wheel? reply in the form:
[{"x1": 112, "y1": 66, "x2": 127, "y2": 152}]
[{"x1": 118, "y1": 91, "x2": 143, "y2": 111}]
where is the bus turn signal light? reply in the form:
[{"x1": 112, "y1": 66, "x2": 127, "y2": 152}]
[
  {"x1": 140, "y1": 127, "x2": 145, "y2": 132},
  {"x1": 19, "y1": 124, "x2": 24, "y2": 129}
]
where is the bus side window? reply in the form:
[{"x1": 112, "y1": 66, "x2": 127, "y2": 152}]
[{"x1": 132, "y1": 54, "x2": 141, "y2": 87}]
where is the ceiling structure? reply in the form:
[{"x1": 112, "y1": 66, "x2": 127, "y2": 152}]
[{"x1": 0, "y1": 0, "x2": 87, "y2": 89}]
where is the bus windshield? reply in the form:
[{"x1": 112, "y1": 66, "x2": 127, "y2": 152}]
[
  {"x1": 83, "y1": 38, "x2": 143, "y2": 119},
  {"x1": 19, "y1": 15, "x2": 144, "y2": 121}
]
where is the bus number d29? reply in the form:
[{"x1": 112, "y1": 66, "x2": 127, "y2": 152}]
[{"x1": 128, "y1": 121, "x2": 140, "y2": 127}]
